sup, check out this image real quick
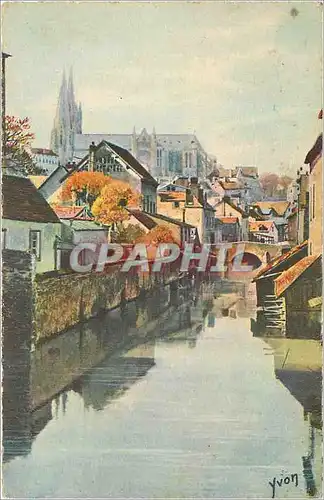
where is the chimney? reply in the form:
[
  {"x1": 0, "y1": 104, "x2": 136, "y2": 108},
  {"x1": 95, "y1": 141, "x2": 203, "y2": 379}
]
[
  {"x1": 185, "y1": 188, "x2": 194, "y2": 206},
  {"x1": 89, "y1": 141, "x2": 96, "y2": 172},
  {"x1": 174, "y1": 176, "x2": 189, "y2": 188},
  {"x1": 189, "y1": 178, "x2": 204, "y2": 206},
  {"x1": 197, "y1": 187, "x2": 204, "y2": 206}
]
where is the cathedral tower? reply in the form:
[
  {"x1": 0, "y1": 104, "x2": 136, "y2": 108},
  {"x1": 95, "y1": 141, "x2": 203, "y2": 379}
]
[{"x1": 50, "y1": 68, "x2": 82, "y2": 165}]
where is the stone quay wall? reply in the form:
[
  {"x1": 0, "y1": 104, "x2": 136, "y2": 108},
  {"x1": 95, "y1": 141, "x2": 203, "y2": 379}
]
[
  {"x1": 33, "y1": 264, "x2": 179, "y2": 343},
  {"x1": 2, "y1": 250, "x2": 35, "y2": 460}
]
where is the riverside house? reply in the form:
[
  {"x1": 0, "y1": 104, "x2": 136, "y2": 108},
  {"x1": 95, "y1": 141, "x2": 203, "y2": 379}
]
[
  {"x1": 253, "y1": 241, "x2": 308, "y2": 306},
  {"x1": 51, "y1": 205, "x2": 109, "y2": 269},
  {"x1": 2, "y1": 175, "x2": 62, "y2": 273},
  {"x1": 273, "y1": 254, "x2": 322, "y2": 339},
  {"x1": 157, "y1": 177, "x2": 216, "y2": 244},
  {"x1": 305, "y1": 132, "x2": 322, "y2": 256},
  {"x1": 248, "y1": 221, "x2": 279, "y2": 244},
  {"x1": 214, "y1": 197, "x2": 249, "y2": 241}
]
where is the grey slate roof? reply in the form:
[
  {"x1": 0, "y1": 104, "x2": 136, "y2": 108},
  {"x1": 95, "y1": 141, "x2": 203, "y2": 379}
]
[
  {"x1": 62, "y1": 220, "x2": 108, "y2": 231},
  {"x1": 74, "y1": 133, "x2": 203, "y2": 158},
  {"x1": 2, "y1": 175, "x2": 60, "y2": 223}
]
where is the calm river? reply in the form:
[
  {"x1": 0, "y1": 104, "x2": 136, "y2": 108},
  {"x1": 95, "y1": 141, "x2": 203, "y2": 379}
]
[{"x1": 2, "y1": 280, "x2": 322, "y2": 498}]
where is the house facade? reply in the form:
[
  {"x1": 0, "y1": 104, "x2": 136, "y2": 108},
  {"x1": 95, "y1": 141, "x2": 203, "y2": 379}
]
[
  {"x1": 274, "y1": 254, "x2": 322, "y2": 339},
  {"x1": 287, "y1": 209, "x2": 298, "y2": 246},
  {"x1": 295, "y1": 165, "x2": 310, "y2": 245},
  {"x1": 248, "y1": 221, "x2": 279, "y2": 244},
  {"x1": 31, "y1": 148, "x2": 59, "y2": 175},
  {"x1": 211, "y1": 179, "x2": 244, "y2": 207},
  {"x1": 217, "y1": 217, "x2": 240, "y2": 243},
  {"x1": 214, "y1": 197, "x2": 249, "y2": 241},
  {"x1": 249, "y1": 201, "x2": 289, "y2": 242},
  {"x1": 40, "y1": 140, "x2": 158, "y2": 215},
  {"x1": 2, "y1": 176, "x2": 62, "y2": 274},
  {"x1": 157, "y1": 179, "x2": 216, "y2": 244},
  {"x1": 235, "y1": 166, "x2": 264, "y2": 207},
  {"x1": 305, "y1": 133, "x2": 322, "y2": 256}
]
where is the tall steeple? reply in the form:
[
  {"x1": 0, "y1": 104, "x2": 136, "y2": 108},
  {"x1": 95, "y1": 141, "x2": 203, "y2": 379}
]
[
  {"x1": 77, "y1": 102, "x2": 82, "y2": 134},
  {"x1": 50, "y1": 67, "x2": 82, "y2": 165},
  {"x1": 131, "y1": 126, "x2": 137, "y2": 156}
]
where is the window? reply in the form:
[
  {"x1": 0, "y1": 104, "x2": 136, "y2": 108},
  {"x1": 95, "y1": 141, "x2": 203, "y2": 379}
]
[
  {"x1": 311, "y1": 183, "x2": 316, "y2": 220},
  {"x1": 2, "y1": 228, "x2": 7, "y2": 249},
  {"x1": 157, "y1": 148, "x2": 162, "y2": 168},
  {"x1": 185, "y1": 152, "x2": 192, "y2": 169},
  {"x1": 173, "y1": 201, "x2": 180, "y2": 208},
  {"x1": 29, "y1": 230, "x2": 41, "y2": 261},
  {"x1": 96, "y1": 153, "x2": 122, "y2": 174}
]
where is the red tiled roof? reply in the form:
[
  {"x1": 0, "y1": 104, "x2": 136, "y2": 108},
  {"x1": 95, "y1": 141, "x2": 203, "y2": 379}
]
[
  {"x1": 249, "y1": 220, "x2": 274, "y2": 232},
  {"x1": 52, "y1": 205, "x2": 86, "y2": 219},
  {"x1": 2, "y1": 175, "x2": 60, "y2": 223},
  {"x1": 217, "y1": 216, "x2": 238, "y2": 224},
  {"x1": 251, "y1": 201, "x2": 289, "y2": 216},
  {"x1": 274, "y1": 254, "x2": 321, "y2": 297},
  {"x1": 253, "y1": 240, "x2": 308, "y2": 281},
  {"x1": 158, "y1": 191, "x2": 202, "y2": 207},
  {"x1": 159, "y1": 191, "x2": 186, "y2": 201},
  {"x1": 218, "y1": 180, "x2": 242, "y2": 190}
]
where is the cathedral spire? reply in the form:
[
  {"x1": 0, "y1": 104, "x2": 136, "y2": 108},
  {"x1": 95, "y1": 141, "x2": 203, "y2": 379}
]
[
  {"x1": 50, "y1": 67, "x2": 82, "y2": 165},
  {"x1": 131, "y1": 126, "x2": 137, "y2": 156}
]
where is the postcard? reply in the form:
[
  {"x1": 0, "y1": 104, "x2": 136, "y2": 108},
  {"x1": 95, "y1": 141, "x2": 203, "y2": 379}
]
[{"x1": 1, "y1": 1, "x2": 323, "y2": 498}]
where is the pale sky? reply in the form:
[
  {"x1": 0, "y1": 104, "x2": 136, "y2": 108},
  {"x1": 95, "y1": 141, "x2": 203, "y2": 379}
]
[{"x1": 2, "y1": 1, "x2": 323, "y2": 174}]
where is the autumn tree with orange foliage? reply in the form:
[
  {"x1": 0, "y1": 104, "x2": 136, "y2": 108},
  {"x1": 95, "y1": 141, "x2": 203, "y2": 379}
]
[
  {"x1": 61, "y1": 171, "x2": 111, "y2": 206},
  {"x1": 136, "y1": 224, "x2": 177, "y2": 263},
  {"x1": 140, "y1": 225, "x2": 176, "y2": 245},
  {"x1": 92, "y1": 179, "x2": 141, "y2": 240}
]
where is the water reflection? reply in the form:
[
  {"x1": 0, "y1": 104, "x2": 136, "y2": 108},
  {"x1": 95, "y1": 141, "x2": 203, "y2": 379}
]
[
  {"x1": 2, "y1": 279, "x2": 322, "y2": 499},
  {"x1": 71, "y1": 343, "x2": 156, "y2": 412},
  {"x1": 259, "y1": 336, "x2": 322, "y2": 497},
  {"x1": 2, "y1": 279, "x2": 214, "y2": 464}
]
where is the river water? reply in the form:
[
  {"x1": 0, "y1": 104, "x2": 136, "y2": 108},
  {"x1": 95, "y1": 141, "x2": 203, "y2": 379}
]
[{"x1": 2, "y1": 280, "x2": 322, "y2": 499}]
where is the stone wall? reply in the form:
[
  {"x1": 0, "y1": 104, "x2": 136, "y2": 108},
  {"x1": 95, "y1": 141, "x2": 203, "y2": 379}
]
[
  {"x1": 2, "y1": 249, "x2": 34, "y2": 349},
  {"x1": 2, "y1": 250, "x2": 35, "y2": 461},
  {"x1": 33, "y1": 264, "x2": 178, "y2": 342}
]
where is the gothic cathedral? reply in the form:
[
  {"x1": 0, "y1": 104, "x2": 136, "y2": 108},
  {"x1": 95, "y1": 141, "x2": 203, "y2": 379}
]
[
  {"x1": 50, "y1": 70, "x2": 211, "y2": 182},
  {"x1": 50, "y1": 69, "x2": 82, "y2": 165}
]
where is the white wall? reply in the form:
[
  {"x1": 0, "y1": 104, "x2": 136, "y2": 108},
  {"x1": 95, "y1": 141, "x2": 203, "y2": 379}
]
[
  {"x1": 34, "y1": 154, "x2": 59, "y2": 175},
  {"x1": 2, "y1": 219, "x2": 61, "y2": 273}
]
